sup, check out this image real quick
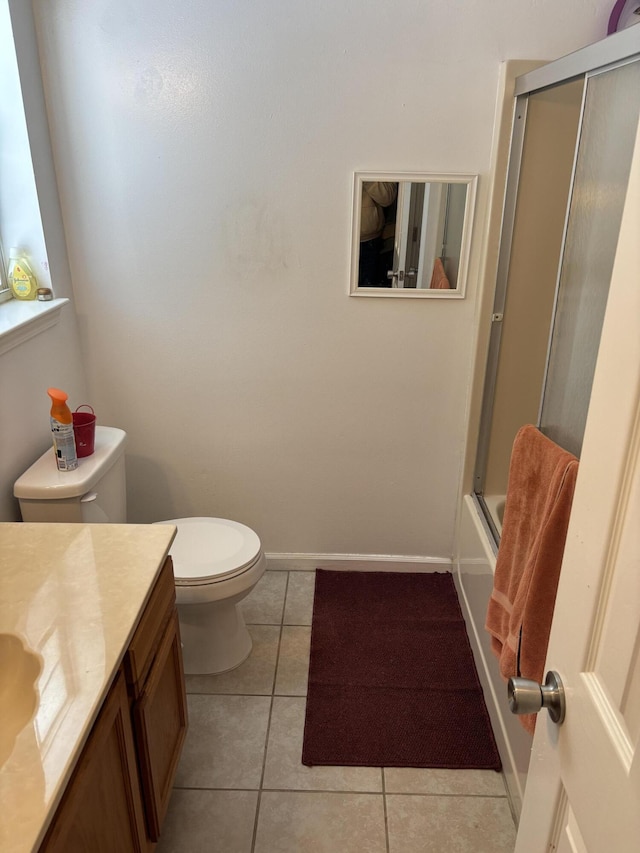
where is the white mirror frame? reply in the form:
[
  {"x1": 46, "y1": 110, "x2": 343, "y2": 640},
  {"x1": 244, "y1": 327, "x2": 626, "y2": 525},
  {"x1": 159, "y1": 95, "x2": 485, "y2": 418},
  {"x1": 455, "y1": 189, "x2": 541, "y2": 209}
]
[{"x1": 349, "y1": 171, "x2": 478, "y2": 299}]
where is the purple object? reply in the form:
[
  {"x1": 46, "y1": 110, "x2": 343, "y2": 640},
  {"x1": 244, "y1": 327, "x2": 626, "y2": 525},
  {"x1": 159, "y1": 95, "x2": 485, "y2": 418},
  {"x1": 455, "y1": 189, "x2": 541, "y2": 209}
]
[
  {"x1": 608, "y1": 0, "x2": 626, "y2": 33},
  {"x1": 608, "y1": 0, "x2": 639, "y2": 33}
]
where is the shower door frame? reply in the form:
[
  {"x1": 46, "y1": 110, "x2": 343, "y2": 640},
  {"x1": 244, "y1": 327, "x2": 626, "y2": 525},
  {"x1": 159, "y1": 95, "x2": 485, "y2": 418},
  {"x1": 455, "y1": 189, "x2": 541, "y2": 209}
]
[{"x1": 473, "y1": 26, "x2": 640, "y2": 546}]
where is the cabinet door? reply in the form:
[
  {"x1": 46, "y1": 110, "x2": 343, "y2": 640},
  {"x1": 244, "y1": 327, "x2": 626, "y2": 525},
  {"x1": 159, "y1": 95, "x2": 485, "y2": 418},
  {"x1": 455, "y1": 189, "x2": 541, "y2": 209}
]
[
  {"x1": 133, "y1": 609, "x2": 188, "y2": 841},
  {"x1": 125, "y1": 556, "x2": 176, "y2": 694},
  {"x1": 40, "y1": 670, "x2": 147, "y2": 853}
]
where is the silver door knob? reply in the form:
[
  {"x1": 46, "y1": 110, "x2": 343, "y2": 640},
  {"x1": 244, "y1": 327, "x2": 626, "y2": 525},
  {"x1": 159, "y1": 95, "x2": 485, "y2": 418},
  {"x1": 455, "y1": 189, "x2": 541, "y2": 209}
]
[{"x1": 507, "y1": 670, "x2": 566, "y2": 724}]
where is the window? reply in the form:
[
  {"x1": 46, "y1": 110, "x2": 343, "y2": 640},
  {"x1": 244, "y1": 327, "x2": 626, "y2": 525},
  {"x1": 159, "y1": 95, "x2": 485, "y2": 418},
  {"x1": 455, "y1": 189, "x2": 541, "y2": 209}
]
[{"x1": 0, "y1": 244, "x2": 9, "y2": 303}]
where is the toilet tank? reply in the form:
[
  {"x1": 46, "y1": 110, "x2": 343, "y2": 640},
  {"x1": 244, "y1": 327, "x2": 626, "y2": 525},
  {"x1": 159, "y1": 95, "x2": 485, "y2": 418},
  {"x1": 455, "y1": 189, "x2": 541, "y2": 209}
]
[{"x1": 14, "y1": 426, "x2": 127, "y2": 523}]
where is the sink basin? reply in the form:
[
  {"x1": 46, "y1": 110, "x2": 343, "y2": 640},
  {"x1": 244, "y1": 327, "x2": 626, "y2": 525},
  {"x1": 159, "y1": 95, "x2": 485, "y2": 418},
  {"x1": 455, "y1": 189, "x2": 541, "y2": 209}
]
[{"x1": 0, "y1": 633, "x2": 42, "y2": 765}]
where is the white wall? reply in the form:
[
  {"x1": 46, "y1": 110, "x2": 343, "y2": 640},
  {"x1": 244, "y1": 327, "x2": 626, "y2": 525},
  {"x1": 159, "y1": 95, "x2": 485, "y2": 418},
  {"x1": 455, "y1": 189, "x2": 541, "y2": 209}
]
[
  {"x1": 0, "y1": 0, "x2": 86, "y2": 521},
  {"x1": 24, "y1": 0, "x2": 609, "y2": 556}
]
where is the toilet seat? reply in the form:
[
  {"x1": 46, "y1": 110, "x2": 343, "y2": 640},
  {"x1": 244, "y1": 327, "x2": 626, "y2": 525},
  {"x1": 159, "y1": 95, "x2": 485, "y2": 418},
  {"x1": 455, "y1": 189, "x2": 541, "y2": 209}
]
[{"x1": 155, "y1": 517, "x2": 263, "y2": 585}]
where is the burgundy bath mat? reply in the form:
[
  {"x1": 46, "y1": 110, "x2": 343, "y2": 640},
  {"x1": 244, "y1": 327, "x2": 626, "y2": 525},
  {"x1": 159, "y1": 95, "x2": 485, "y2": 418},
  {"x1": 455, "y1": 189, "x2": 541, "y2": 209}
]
[{"x1": 302, "y1": 570, "x2": 501, "y2": 770}]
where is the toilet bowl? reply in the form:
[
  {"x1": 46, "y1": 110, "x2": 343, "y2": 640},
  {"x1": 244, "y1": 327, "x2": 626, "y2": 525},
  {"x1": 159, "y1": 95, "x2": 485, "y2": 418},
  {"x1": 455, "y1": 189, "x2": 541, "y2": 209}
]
[
  {"x1": 155, "y1": 517, "x2": 266, "y2": 674},
  {"x1": 14, "y1": 426, "x2": 266, "y2": 675}
]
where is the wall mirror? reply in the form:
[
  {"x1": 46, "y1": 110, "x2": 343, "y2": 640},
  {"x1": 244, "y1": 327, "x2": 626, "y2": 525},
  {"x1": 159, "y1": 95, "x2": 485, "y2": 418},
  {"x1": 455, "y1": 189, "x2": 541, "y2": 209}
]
[{"x1": 349, "y1": 171, "x2": 477, "y2": 298}]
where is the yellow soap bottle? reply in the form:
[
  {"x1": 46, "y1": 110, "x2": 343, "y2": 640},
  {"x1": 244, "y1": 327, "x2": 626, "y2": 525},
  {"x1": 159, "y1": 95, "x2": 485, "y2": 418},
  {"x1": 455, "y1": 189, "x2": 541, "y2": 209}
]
[{"x1": 8, "y1": 248, "x2": 37, "y2": 300}]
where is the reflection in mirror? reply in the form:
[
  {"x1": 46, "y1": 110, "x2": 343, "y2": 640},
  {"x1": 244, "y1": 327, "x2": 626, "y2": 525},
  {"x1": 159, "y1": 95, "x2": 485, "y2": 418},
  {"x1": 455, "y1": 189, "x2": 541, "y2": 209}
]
[{"x1": 350, "y1": 172, "x2": 477, "y2": 298}]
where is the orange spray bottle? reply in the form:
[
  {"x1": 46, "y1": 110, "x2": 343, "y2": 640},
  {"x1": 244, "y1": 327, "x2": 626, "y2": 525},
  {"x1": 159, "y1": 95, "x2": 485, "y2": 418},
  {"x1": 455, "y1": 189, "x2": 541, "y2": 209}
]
[{"x1": 47, "y1": 388, "x2": 78, "y2": 471}]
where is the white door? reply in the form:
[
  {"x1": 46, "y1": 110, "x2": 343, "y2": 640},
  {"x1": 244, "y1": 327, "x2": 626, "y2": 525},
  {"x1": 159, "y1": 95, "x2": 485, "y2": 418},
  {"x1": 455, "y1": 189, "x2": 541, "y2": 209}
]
[
  {"x1": 514, "y1": 115, "x2": 640, "y2": 851},
  {"x1": 392, "y1": 181, "x2": 433, "y2": 288},
  {"x1": 391, "y1": 182, "x2": 413, "y2": 287}
]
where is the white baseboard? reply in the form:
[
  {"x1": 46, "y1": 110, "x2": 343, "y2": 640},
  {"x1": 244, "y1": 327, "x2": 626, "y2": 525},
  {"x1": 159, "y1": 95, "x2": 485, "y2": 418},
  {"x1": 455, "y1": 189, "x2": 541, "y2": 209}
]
[{"x1": 264, "y1": 553, "x2": 452, "y2": 572}]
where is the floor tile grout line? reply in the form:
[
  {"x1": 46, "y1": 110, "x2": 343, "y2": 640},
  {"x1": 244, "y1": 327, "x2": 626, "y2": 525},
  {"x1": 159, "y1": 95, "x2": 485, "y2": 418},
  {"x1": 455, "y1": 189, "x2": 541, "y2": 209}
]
[
  {"x1": 250, "y1": 570, "x2": 290, "y2": 853},
  {"x1": 250, "y1": 693, "x2": 274, "y2": 853},
  {"x1": 278, "y1": 570, "x2": 289, "y2": 625},
  {"x1": 172, "y1": 785, "x2": 385, "y2": 795},
  {"x1": 373, "y1": 791, "x2": 511, "y2": 800},
  {"x1": 186, "y1": 690, "x2": 308, "y2": 697},
  {"x1": 258, "y1": 788, "x2": 387, "y2": 796},
  {"x1": 170, "y1": 783, "x2": 509, "y2": 800},
  {"x1": 382, "y1": 767, "x2": 391, "y2": 853}
]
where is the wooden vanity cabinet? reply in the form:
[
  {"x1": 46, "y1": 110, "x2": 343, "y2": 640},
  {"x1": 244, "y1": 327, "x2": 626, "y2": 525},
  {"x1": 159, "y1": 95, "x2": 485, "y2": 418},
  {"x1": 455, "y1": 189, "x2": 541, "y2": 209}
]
[
  {"x1": 39, "y1": 669, "x2": 148, "y2": 852},
  {"x1": 39, "y1": 556, "x2": 187, "y2": 852},
  {"x1": 125, "y1": 556, "x2": 188, "y2": 841}
]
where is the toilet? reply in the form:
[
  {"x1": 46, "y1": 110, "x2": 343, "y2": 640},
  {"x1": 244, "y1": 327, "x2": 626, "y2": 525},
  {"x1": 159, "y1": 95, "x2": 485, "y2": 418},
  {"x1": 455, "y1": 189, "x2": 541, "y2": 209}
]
[
  {"x1": 14, "y1": 426, "x2": 267, "y2": 674},
  {"x1": 153, "y1": 516, "x2": 266, "y2": 674}
]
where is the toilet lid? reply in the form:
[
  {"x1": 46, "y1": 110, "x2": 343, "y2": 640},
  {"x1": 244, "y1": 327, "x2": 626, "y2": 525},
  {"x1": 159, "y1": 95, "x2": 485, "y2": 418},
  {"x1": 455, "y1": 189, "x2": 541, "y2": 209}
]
[{"x1": 155, "y1": 517, "x2": 262, "y2": 584}]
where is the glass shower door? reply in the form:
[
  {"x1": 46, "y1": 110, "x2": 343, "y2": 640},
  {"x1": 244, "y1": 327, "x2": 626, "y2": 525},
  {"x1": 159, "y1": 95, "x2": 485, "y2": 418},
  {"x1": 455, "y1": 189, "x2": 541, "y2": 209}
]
[
  {"x1": 474, "y1": 78, "x2": 584, "y2": 535},
  {"x1": 474, "y1": 56, "x2": 640, "y2": 542},
  {"x1": 539, "y1": 58, "x2": 640, "y2": 457}
]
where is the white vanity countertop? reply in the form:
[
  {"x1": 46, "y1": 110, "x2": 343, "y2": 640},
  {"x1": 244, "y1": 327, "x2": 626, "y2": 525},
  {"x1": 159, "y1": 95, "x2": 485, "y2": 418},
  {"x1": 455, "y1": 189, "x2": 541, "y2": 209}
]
[{"x1": 0, "y1": 522, "x2": 177, "y2": 853}]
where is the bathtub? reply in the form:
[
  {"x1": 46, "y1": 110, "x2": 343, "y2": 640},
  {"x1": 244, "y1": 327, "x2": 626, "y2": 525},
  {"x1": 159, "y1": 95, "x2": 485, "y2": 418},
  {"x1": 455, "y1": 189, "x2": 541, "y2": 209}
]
[
  {"x1": 453, "y1": 494, "x2": 531, "y2": 821},
  {"x1": 481, "y1": 493, "x2": 505, "y2": 536}
]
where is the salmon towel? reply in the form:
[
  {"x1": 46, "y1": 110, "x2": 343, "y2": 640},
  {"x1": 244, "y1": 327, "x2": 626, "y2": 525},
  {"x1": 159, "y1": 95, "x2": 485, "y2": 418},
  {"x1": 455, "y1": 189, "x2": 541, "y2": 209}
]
[
  {"x1": 430, "y1": 257, "x2": 451, "y2": 289},
  {"x1": 485, "y1": 425, "x2": 578, "y2": 733}
]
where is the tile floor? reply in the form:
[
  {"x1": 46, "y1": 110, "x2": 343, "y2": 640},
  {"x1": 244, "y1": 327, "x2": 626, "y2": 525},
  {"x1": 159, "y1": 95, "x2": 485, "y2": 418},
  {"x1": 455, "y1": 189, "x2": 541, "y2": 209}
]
[{"x1": 157, "y1": 570, "x2": 517, "y2": 853}]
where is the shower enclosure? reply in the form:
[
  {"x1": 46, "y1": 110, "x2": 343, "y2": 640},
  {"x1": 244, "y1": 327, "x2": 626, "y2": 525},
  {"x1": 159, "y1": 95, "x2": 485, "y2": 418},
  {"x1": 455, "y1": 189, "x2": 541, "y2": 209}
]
[
  {"x1": 474, "y1": 38, "x2": 640, "y2": 544},
  {"x1": 455, "y1": 27, "x2": 640, "y2": 822}
]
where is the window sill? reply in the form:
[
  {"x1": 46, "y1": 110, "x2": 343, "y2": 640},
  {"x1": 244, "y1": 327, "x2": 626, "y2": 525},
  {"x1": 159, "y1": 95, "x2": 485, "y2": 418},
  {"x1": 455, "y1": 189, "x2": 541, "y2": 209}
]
[{"x1": 0, "y1": 297, "x2": 70, "y2": 356}]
